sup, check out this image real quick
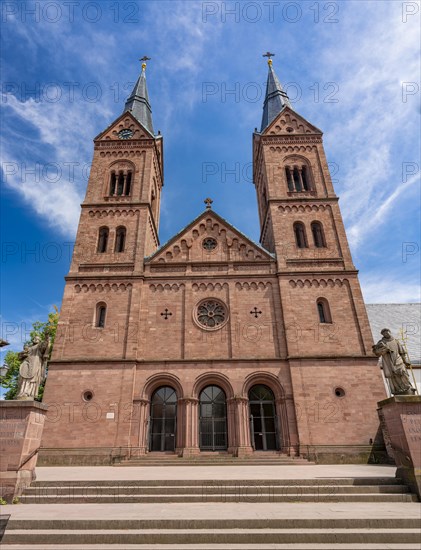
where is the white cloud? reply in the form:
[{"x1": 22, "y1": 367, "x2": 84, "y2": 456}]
[
  {"x1": 315, "y1": 2, "x2": 420, "y2": 249},
  {"x1": 361, "y1": 276, "x2": 421, "y2": 304}
]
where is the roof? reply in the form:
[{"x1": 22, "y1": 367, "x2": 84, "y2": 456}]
[
  {"x1": 261, "y1": 62, "x2": 292, "y2": 132},
  {"x1": 123, "y1": 67, "x2": 154, "y2": 135},
  {"x1": 145, "y1": 208, "x2": 275, "y2": 262},
  {"x1": 366, "y1": 303, "x2": 421, "y2": 364}
]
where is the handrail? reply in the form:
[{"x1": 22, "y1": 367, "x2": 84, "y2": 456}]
[{"x1": 16, "y1": 448, "x2": 39, "y2": 471}]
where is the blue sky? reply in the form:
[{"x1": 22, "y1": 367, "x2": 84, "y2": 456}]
[{"x1": 1, "y1": 0, "x2": 420, "y2": 356}]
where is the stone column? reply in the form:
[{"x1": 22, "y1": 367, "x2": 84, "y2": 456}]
[
  {"x1": 229, "y1": 397, "x2": 253, "y2": 457},
  {"x1": 0, "y1": 401, "x2": 48, "y2": 502},
  {"x1": 276, "y1": 397, "x2": 293, "y2": 455},
  {"x1": 180, "y1": 398, "x2": 200, "y2": 457},
  {"x1": 133, "y1": 398, "x2": 149, "y2": 456}
]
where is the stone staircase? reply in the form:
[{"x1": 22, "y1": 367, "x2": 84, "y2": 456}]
[
  {"x1": 2, "y1": 517, "x2": 421, "y2": 548},
  {"x1": 1, "y1": 473, "x2": 420, "y2": 548},
  {"x1": 15, "y1": 476, "x2": 418, "y2": 504}
]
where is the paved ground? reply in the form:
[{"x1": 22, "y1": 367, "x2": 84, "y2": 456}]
[{"x1": 33, "y1": 464, "x2": 398, "y2": 481}]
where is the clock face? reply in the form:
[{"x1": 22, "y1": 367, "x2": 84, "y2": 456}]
[{"x1": 118, "y1": 128, "x2": 133, "y2": 140}]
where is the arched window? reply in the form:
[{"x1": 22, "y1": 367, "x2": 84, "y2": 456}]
[
  {"x1": 96, "y1": 303, "x2": 107, "y2": 328},
  {"x1": 199, "y1": 385, "x2": 227, "y2": 451},
  {"x1": 125, "y1": 171, "x2": 132, "y2": 196},
  {"x1": 285, "y1": 167, "x2": 294, "y2": 192},
  {"x1": 262, "y1": 187, "x2": 268, "y2": 213},
  {"x1": 117, "y1": 171, "x2": 124, "y2": 196},
  {"x1": 294, "y1": 222, "x2": 308, "y2": 248},
  {"x1": 311, "y1": 221, "x2": 326, "y2": 248},
  {"x1": 293, "y1": 167, "x2": 302, "y2": 192},
  {"x1": 115, "y1": 226, "x2": 126, "y2": 253},
  {"x1": 301, "y1": 166, "x2": 310, "y2": 191},
  {"x1": 284, "y1": 162, "x2": 312, "y2": 192},
  {"x1": 317, "y1": 298, "x2": 332, "y2": 324},
  {"x1": 109, "y1": 171, "x2": 117, "y2": 195},
  {"x1": 248, "y1": 385, "x2": 278, "y2": 451},
  {"x1": 108, "y1": 168, "x2": 133, "y2": 197},
  {"x1": 150, "y1": 386, "x2": 177, "y2": 452},
  {"x1": 97, "y1": 227, "x2": 109, "y2": 253}
]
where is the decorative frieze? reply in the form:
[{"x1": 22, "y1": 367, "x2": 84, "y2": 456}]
[
  {"x1": 88, "y1": 209, "x2": 139, "y2": 218},
  {"x1": 149, "y1": 283, "x2": 185, "y2": 292},
  {"x1": 235, "y1": 282, "x2": 272, "y2": 290},
  {"x1": 192, "y1": 282, "x2": 228, "y2": 291},
  {"x1": 74, "y1": 282, "x2": 132, "y2": 293},
  {"x1": 288, "y1": 278, "x2": 345, "y2": 288},
  {"x1": 278, "y1": 204, "x2": 330, "y2": 213}
]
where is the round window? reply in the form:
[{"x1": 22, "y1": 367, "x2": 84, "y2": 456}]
[
  {"x1": 334, "y1": 387, "x2": 345, "y2": 398},
  {"x1": 194, "y1": 299, "x2": 228, "y2": 331},
  {"x1": 202, "y1": 237, "x2": 217, "y2": 252},
  {"x1": 82, "y1": 390, "x2": 94, "y2": 402}
]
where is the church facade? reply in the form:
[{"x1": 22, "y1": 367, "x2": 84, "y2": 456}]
[{"x1": 40, "y1": 59, "x2": 387, "y2": 464}]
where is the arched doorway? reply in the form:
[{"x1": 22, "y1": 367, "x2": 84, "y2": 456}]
[
  {"x1": 248, "y1": 384, "x2": 278, "y2": 451},
  {"x1": 199, "y1": 385, "x2": 227, "y2": 451},
  {"x1": 149, "y1": 386, "x2": 177, "y2": 452}
]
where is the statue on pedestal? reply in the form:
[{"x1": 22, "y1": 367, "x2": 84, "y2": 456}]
[
  {"x1": 16, "y1": 335, "x2": 50, "y2": 400},
  {"x1": 372, "y1": 328, "x2": 416, "y2": 396}
]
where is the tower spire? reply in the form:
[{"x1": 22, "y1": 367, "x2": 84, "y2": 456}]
[
  {"x1": 124, "y1": 57, "x2": 154, "y2": 135},
  {"x1": 260, "y1": 53, "x2": 291, "y2": 132}
]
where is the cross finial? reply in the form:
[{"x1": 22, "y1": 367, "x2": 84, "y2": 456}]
[
  {"x1": 263, "y1": 51, "x2": 275, "y2": 66},
  {"x1": 204, "y1": 197, "x2": 213, "y2": 210},
  {"x1": 140, "y1": 56, "x2": 151, "y2": 70}
]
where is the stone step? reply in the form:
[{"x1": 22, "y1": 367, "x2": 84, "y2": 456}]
[
  {"x1": 30, "y1": 477, "x2": 405, "y2": 487},
  {"x1": 1, "y1": 545, "x2": 421, "y2": 550},
  {"x1": 113, "y1": 459, "x2": 308, "y2": 468},
  {"x1": 22, "y1": 484, "x2": 410, "y2": 496},
  {"x1": 6, "y1": 518, "x2": 421, "y2": 530},
  {"x1": 3, "y1": 528, "x2": 421, "y2": 546},
  {"x1": 19, "y1": 493, "x2": 417, "y2": 504}
]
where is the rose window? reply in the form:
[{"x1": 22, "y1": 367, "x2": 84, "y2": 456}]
[
  {"x1": 194, "y1": 299, "x2": 228, "y2": 330},
  {"x1": 202, "y1": 237, "x2": 217, "y2": 251}
]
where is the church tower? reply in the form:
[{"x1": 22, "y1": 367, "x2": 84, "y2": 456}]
[
  {"x1": 49, "y1": 59, "x2": 163, "y2": 365},
  {"x1": 253, "y1": 57, "x2": 384, "y2": 458},
  {"x1": 71, "y1": 59, "x2": 163, "y2": 275}
]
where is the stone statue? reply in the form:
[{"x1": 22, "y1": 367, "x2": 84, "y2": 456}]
[
  {"x1": 372, "y1": 328, "x2": 416, "y2": 396},
  {"x1": 16, "y1": 335, "x2": 50, "y2": 400}
]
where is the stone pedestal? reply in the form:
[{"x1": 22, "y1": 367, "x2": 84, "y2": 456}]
[
  {"x1": 0, "y1": 401, "x2": 48, "y2": 502},
  {"x1": 377, "y1": 395, "x2": 421, "y2": 500}
]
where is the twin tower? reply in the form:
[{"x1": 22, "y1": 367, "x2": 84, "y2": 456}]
[{"x1": 40, "y1": 59, "x2": 386, "y2": 464}]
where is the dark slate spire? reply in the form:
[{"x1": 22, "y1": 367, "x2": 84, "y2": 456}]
[
  {"x1": 124, "y1": 59, "x2": 154, "y2": 135},
  {"x1": 260, "y1": 58, "x2": 291, "y2": 132}
]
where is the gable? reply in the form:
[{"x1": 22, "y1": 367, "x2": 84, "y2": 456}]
[
  {"x1": 94, "y1": 111, "x2": 154, "y2": 142},
  {"x1": 146, "y1": 211, "x2": 274, "y2": 265},
  {"x1": 263, "y1": 106, "x2": 322, "y2": 136}
]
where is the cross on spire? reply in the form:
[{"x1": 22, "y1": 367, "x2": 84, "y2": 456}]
[
  {"x1": 204, "y1": 197, "x2": 213, "y2": 209},
  {"x1": 263, "y1": 51, "x2": 275, "y2": 59},
  {"x1": 140, "y1": 55, "x2": 151, "y2": 70}
]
